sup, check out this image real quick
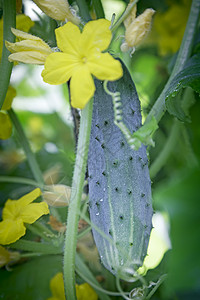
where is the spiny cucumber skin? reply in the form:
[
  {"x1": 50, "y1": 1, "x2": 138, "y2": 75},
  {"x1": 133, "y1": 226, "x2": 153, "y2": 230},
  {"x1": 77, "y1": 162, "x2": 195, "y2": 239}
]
[{"x1": 88, "y1": 63, "x2": 153, "y2": 280}]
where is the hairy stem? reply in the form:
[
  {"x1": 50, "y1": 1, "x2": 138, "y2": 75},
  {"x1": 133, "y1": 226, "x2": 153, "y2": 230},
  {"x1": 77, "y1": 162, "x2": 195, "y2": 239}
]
[
  {"x1": 9, "y1": 239, "x2": 62, "y2": 254},
  {"x1": 0, "y1": 0, "x2": 16, "y2": 109},
  {"x1": 0, "y1": 176, "x2": 42, "y2": 188},
  {"x1": 63, "y1": 99, "x2": 93, "y2": 300}
]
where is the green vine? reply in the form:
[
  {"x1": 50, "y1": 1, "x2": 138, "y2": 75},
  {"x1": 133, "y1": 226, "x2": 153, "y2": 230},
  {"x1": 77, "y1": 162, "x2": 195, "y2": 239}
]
[
  {"x1": 63, "y1": 99, "x2": 93, "y2": 300},
  {"x1": 0, "y1": 0, "x2": 16, "y2": 110}
]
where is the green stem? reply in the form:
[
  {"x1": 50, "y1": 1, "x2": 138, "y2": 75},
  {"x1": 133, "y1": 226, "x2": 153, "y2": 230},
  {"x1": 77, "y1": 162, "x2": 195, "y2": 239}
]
[
  {"x1": 75, "y1": 0, "x2": 91, "y2": 22},
  {"x1": 63, "y1": 99, "x2": 93, "y2": 300},
  {"x1": 75, "y1": 254, "x2": 111, "y2": 300},
  {"x1": 9, "y1": 239, "x2": 62, "y2": 254},
  {"x1": 110, "y1": 0, "x2": 139, "y2": 32},
  {"x1": 149, "y1": 120, "x2": 182, "y2": 178},
  {"x1": 8, "y1": 109, "x2": 44, "y2": 184},
  {"x1": 92, "y1": 0, "x2": 105, "y2": 19},
  {"x1": 0, "y1": 176, "x2": 43, "y2": 188},
  {"x1": 26, "y1": 224, "x2": 53, "y2": 243},
  {"x1": 20, "y1": 252, "x2": 45, "y2": 258},
  {"x1": 145, "y1": 0, "x2": 200, "y2": 125},
  {"x1": 77, "y1": 225, "x2": 91, "y2": 239},
  {"x1": 0, "y1": 0, "x2": 16, "y2": 110}
]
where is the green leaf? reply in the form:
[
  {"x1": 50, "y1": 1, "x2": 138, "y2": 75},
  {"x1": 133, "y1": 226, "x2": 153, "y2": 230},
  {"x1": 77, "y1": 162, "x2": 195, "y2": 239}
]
[
  {"x1": 165, "y1": 54, "x2": 200, "y2": 120},
  {"x1": 0, "y1": 255, "x2": 62, "y2": 300},
  {"x1": 153, "y1": 168, "x2": 200, "y2": 296}
]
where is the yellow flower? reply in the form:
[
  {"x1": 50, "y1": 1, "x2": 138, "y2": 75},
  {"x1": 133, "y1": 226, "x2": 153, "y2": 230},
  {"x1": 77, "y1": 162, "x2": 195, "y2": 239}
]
[
  {"x1": 42, "y1": 19, "x2": 123, "y2": 109},
  {"x1": 33, "y1": 0, "x2": 80, "y2": 24},
  {"x1": 153, "y1": 0, "x2": 192, "y2": 55},
  {"x1": 2, "y1": 86, "x2": 16, "y2": 111},
  {"x1": 0, "y1": 245, "x2": 20, "y2": 268},
  {"x1": 0, "y1": 112, "x2": 12, "y2": 140},
  {"x1": 0, "y1": 86, "x2": 16, "y2": 140},
  {"x1": 121, "y1": 5, "x2": 155, "y2": 53},
  {"x1": 47, "y1": 272, "x2": 98, "y2": 300},
  {"x1": 0, "y1": 188, "x2": 49, "y2": 245},
  {"x1": 6, "y1": 28, "x2": 53, "y2": 65}
]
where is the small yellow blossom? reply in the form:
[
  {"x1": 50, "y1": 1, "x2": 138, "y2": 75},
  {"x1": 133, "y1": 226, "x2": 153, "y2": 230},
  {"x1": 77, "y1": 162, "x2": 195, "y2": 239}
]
[
  {"x1": 0, "y1": 245, "x2": 20, "y2": 268},
  {"x1": 2, "y1": 86, "x2": 16, "y2": 111},
  {"x1": 47, "y1": 272, "x2": 98, "y2": 300},
  {"x1": 43, "y1": 184, "x2": 87, "y2": 207},
  {"x1": 153, "y1": 0, "x2": 192, "y2": 55},
  {"x1": 0, "y1": 86, "x2": 16, "y2": 140},
  {"x1": 16, "y1": 14, "x2": 35, "y2": 33},
  {"x1": 121, "y1": 6, "x2": 155, "y2": 53},
  {"x1": 42, "y1": 19, "x2": 123, "y2": 109},
  {"x1": 33, "y1": 0, "x2": 80, "y2": 24},
  {"x1": 0, "y1": 188, "x2": 49, "y2": 245},
  {"x1": 6, "y1": 28, "x2": 53, "y2": 65},
  {"x1": 0, "y1": 112, "x2": 12, "y2": 140}
]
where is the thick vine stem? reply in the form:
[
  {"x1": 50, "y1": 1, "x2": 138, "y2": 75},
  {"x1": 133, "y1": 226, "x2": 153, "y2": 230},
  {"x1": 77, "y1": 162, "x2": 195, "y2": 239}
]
[
  {"x1": 8, "y1": 109, "x2": 44, "y2": 184},
  {"x1": 145, "y1": 0, "x2": 200, "y2": 125},
  {"x1": 63, "y1": 99, "x2": 93, "y2": 300},
  {"x1": 0, "y1": 0, "x2": 16, "y2": 110}
]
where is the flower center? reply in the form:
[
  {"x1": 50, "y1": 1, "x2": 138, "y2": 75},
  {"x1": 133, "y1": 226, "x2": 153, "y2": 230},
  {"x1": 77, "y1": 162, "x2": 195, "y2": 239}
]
[{"x1": 81, "y1": 56, "x2": 87, "y2": 64}]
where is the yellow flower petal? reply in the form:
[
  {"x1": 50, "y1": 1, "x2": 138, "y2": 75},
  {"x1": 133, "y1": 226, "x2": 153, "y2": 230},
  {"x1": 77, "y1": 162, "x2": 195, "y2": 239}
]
[
  {"x1": 11, "y1": 27, "x2": 42, "y2": 41},
  {"x1": 18, "y1": 188, "x2": 42, "y2": 206},
  {"x1": 42, "y1": 52, "x2": 78, "y2": 84},
  {"x1": 33, "y1": 0, "x2": 80, "y2": 24},
  {"x1": 55, "y1": 22, "x2": 81, "y2": 55},
  {"x1": 2, "y1": 199, "x2": 21, "y2": 220},
  {"x1": 81, "y1": 19, "x2": 112, "y2": 52},
  {"x1": 20, "y1": 202, "x2": 49, "y2": 224},
  {"x1": 48, "y1": 272, "x2": 65, "y2": 300},
  {"x1": 88, "y1": 52, "x2": 123, "y2": 81},
  {"x1": 70, "y1": 67, "x2": 95, "y2": 109},
  {"x1": 76, "y1": 283, "x2": 98, "y2": 300},
  {"x1": 2, "y1": 86, "x2": 16, "y2": 111},
  {"x1": 6, "y1": 39, "x2": 52, "y2": 54},
  {"x1": 8, "y1": 51, "x2": 49, "y2": 65},
  {"x1": 0, "y1": 112, "x2": 12, "y2": 140},
  {"x1": 0, "y1": 219, "x2": 26, "y2": 245}
]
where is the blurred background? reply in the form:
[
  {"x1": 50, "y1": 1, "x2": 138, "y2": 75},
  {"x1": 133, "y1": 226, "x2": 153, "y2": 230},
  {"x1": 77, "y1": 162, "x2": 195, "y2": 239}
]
[{"x1": 0, "y1": 0, "x2": 199, "y2": 299}]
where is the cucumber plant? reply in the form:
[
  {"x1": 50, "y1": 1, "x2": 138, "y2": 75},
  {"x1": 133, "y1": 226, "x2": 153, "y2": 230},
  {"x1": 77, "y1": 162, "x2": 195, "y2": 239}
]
[{"x1": 88, "y1": 61, "x2": 153, "y2": 281}]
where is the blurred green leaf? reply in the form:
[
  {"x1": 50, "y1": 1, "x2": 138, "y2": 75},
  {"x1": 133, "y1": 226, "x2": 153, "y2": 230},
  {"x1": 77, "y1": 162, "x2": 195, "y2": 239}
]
[
  {"x1": 154, "y1": 168, "x2": 200, "y2": 296},
  {"x1": 0, "y1": 255, "x2": 62, "y2": 300},
  {"x1": 166, "y1": 54, "x2": 200, "y2": 120}
]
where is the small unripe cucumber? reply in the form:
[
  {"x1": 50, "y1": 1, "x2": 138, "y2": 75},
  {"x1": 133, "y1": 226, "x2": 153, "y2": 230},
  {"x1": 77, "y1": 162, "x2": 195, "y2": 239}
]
[{"x1": 88, "y1": 62, "x2": 153, "y2": 280}]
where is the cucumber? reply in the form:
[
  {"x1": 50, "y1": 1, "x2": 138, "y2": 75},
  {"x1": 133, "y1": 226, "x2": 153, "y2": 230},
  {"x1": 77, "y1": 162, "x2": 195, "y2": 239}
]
[{"x1": 88, "y1": 62, "x2": 153, "y2": 280}]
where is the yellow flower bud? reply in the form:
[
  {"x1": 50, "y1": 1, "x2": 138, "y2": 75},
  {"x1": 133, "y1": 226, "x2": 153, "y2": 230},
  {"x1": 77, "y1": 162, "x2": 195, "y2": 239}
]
[
  {"x1": 121, "y1": 8, "x2": 155, "y2": 52},
  {"x1": 5, "y1": 28, "x2": 53, "y2": 65},
  {"x1": 124, "y1": 1, "x2": 136, "y2": 29},
  {"x1": 43, "y1": 184, "x2": 87, "y2": 207},
  {"x1": 0, "y1": 246, "x2": 20, "y2": 268},
  {"x1": 33, "y1": 0, "x2": 80, "y2": 24},
  {"x1": 2, "y1": 86, "x2": 16, "y2": 111}
]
